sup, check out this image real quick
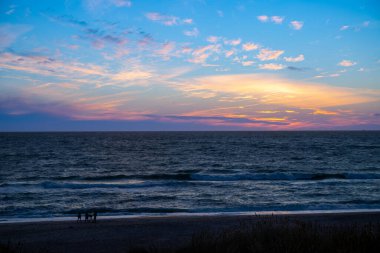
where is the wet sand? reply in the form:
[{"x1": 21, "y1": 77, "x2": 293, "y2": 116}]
[{"x1": 1, "y1": 212, "x2": 380, "y2": 253}]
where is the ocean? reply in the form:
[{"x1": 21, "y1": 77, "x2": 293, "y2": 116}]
[{"x1": 1, "y1": 131, "x2": 380, "y2": 221}]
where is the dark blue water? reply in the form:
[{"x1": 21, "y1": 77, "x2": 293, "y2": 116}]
[{"x1": 1, "y1": 132, "x2": 380, "y2": 219}]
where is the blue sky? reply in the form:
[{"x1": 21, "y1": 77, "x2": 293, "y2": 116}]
[{"x1": 0, "y1": 0, "x2": 379, "y2": 130}]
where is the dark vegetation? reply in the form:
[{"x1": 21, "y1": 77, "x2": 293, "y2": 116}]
[
  {"x1": 130, "y1": 218, "x2": 380, "y2": 253},
  {"x1": 1, "y1": 218, "x2": 379, "y2": 253}
]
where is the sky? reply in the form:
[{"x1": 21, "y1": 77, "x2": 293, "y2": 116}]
[{"x1": 0, "y1": 0, "x2": 380, "y2": 131}]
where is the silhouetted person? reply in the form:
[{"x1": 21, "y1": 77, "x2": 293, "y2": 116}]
[
  {"x1": 93, "y1": 212, "x2": 97, "y2": 223},
  {"x1": 77, "y1": 212, "x2": 82, "y2": 222},
  {"x1": 85, "y1": 211, "x2": 89, "y2": 222}
]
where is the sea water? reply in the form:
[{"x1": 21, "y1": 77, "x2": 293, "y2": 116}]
[{"x1": 1, "y1": 131, "x2": 379, "y2": 220}]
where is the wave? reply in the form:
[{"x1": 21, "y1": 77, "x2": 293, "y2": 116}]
[
  {"x1": 1, "y1": 172, "x2": 379, "y2": 190},
  {"x1": 39, "y1": 181, "x2": 171, "y2": 189},
  {"x1": 191, "y1": 172, "x2": 380, "y2": 181},
  {"x1": 47, "y1": 172, "x2": 380, "y2": 183}
]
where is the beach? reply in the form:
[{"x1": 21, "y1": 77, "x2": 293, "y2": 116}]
[{"x1": 1, "y1": 211, "x2": 380, "y2": 253}]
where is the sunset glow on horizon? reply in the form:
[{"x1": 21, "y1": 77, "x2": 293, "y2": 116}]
[{"x1": 1, "y1": 0, "x2": 380, "y2": 130}]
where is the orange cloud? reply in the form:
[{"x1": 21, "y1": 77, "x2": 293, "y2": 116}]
[{"x1": 179, "y1": 74, "x2": 380, "y2": 109}]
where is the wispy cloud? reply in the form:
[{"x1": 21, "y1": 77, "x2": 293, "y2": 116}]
[
  {"x1": 5, "y1": 5, "x2": 16, "y2": 15},
  {"x1": 179, "y1": 74, "x2": 380, "y2": 109},
  {"x1": 183, "y1": 19, "x2": 193, "y2": 24},
  {"x1": 257, "y1": 15, "x2": 284, "y2": 24},
  {"x1": 155, "y1": 42, "x2": 176, "y2": 60},
  {"x1": 0, "y1": 24, "x2": 32, "y2": 50},
  {"x1": 207, "y1": 36, "x2": 219, "y2": 43},
  {"x1": 224, "y1": 38, "x2": 241, "y2": 46},
  {"x1": 257, "y1": 15, "x2": 269, "y2": 22},
  {"x1": 259, "y1": 63, "x2": 285, "y2": 70},
  {"x1": 284, "y1": 54, "x2": 304, "y2": 62},
  {"x1": 271, "y1": 16, "x2": 284, "y2": 24},
  {"x1": 0, "y1": 52, "x2": 153, "y2": 85},
  {"x1": 145, "y1": 12, "x2": 192, "y2": 26},
  {"x1": 225, "y1": 50, "x2": 235, "y2": 58},
  {"x1": 242, "y1": 61, "x2": 254, "y2": 66},
  {"x1": 338, "y1": 60, "x2": 357, "y2": 67},
  {"x1": 112, "y1": 70, "x2": 152, "y2": 81},
  {"x1": 188, "y1": 44, "x2": 221, "y2": 64},
  {"x1": 112, "y1": 0, "x2": 132, "y2": 7},
  {"x1": 339, "y1": 21, "x2": 370, "y2": 32},
  {"x1": 242, "y1": 42, "x2": 259, "y2": 51},
  {"x1": 290, "y1": 20, "x2": 304, "y2": 30},
  {"x1": 183, "y1": 28, "x2": 199, "y2": 37},
  {"x1": 83, "y1": 0, "x2": 132, "y2": 11},
  {"x1": 256, "y1": 49, "x2": 284, "y2": 61}
]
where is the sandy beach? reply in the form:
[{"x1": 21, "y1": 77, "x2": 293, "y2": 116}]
[{"x1": 1, "y1": 211, "x2": 380, "y2": 253}]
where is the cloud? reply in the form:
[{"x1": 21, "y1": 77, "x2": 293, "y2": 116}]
[
  {"x1": 259, "y1": 63, "x2": 285, "y2": 70},
  {"x1": 183, "y1": 28, "x2": 199, "y2": 37},
  {"x1": 207, "y1": 36, "x2": 219, "y2": 43},
  {"x1": 112, "y1": 70, "x2": 152, "y2": 81},
  {"x1": 290, "y1": 21, "x2": 304, "y2": 30},
  {"x1": 242, "y1": 61, "x2": 254, "y2": 66},
  {"x1": 284, "y1": 54, "x2": 304, "y2": 62},
  {"x1": 256, "y1": 49, "x2": 284, "y2": 61},
  {"x1": 224, "y1": 38, "x2": 241, "y2": 46},
  {"x1": 225, "y1": 50, "x2": 235, "y2": 58},
  {"x1": 0, "y1": 52, "x2": 104, "y2": 77},
  {"x1": 271, "y1": 16, "x2": 284, "y2": 24},
  {"x1": 242, "y1": 42, "x2": 259, "y2": 51},
  {"x1": 145, "y1": 12, "x2": 192, "y2": 26},
  {"x1": 339, "y1": 21, "x2": 370, "y2": 32},
  {"x1": 46, "y1": 14, "x2": 133, "y2": 51},
  {"x1": 155, "y1": 42, "x2": 176, "y2": 59},
  {"x1": 179, "y1": 74, "x2": 380, "y2": 109},
  {"x1": 0, "y1": 24, "x2": 32, "y2": 49},
  {"x1": 257, "y1": 15, "x2": 269, "y2": 22},
  {"x1": 83, "y1": 0, "x2": 132, "y2": 11},
  {"x1": 258, "y1": 15, "x2": 284, "y2": 24},
  {"x1": 44, "y1": 14, "x2": 88, "y2": 27},
  {"x1": 83, "y1": 28, "x2": 128, "y2": 49},
  {"x1": 183, "y1": 19, "x2": 193, "y2": 24},
  {"x1": 153, "y1": 115, "x2": 288, "y2": 126},
  {"x1": 188, "y1": 44, "x2": 221, "y2": 64},
  {"x1": 112, "y1": 0, "x2": 132, "y2": 7},
  {"x1": 338, "y1": 60, "x2": 357, "y2": 67},
  {"x1": 287, "y1": 66, "x2": 307, "y2": 71},
  {"x1": 312, "y1": 109, "x2": 338, "y2": 115},
  {"x1": 314, "y1": 73, "x2": 341, "y2": 78},
  {"x1": 5, "y1": 5, "x2": 16, "y2": 15},
  {"x1": 0, "y1": 52, "x2": 155, "y2": 85}
]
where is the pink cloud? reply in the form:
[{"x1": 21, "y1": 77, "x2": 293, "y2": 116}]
[
  {"x1": 242, "y1": 42, "x2": 259, "y2": 51},
  {"x1": 271, "y1": 16, "x2": 284, "y2": 24},
  {"x1": 259, "y1": 63, "x2": 285, "y2": 70},
  {"x1": 257, "y1": 15, "x2": 269, "y2": 22},
  {"x1": 257, "y1": 49, "x2": 284, "y2": 61},
  {"x1": 290, "y1": 21, "x2": 304, "y2": 30},
  {"x1": 338, "y1": 60, "x2": 357, "y2": 67}
]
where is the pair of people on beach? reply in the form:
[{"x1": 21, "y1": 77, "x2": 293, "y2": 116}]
[{"x1": 77, "y1": 211, "x2": 97, "y2": 223}]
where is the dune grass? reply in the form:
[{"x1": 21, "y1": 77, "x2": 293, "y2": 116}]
[
  {"x1": 1, "y1": 217, "x2": 379, "y2": 253},
  {"x1": 129, "y1": 217, "x2": 380, "y2": 253}
]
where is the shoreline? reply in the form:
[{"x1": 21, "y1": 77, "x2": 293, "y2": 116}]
[
  {"x1": 1, "y1": 211, "x2": 380, "y2": 252},
  {"x1": 1, "y1": 208, "x2": 380, "y2": 224}
]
